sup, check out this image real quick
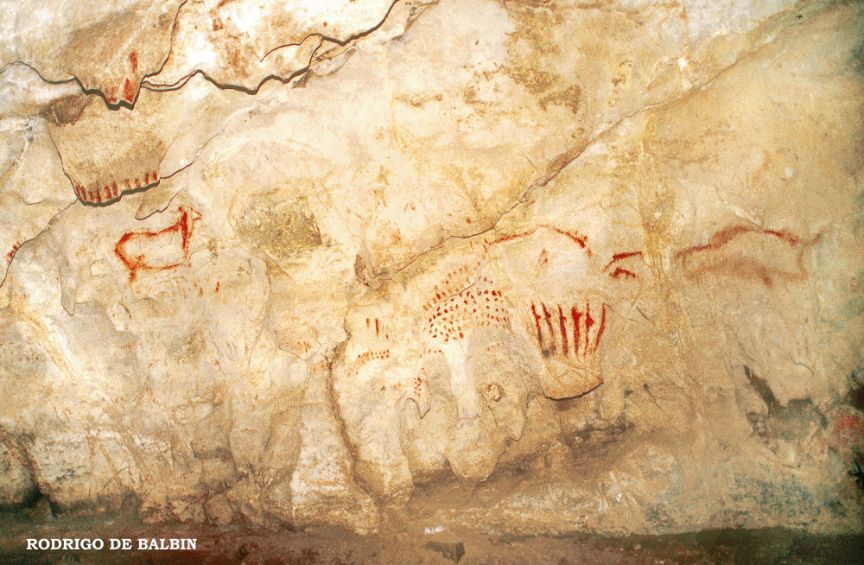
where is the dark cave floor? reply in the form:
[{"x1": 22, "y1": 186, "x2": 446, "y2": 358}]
[{"x1": 1, "y1": 502, "x2": 862, "y2": 564}]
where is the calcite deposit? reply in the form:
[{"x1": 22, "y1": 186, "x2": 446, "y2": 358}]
[{"x1": 1, "y1": 0, "x2": 863, "y2": 542}]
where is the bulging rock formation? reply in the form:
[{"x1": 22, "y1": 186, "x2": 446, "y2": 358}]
[{"x1": 0, "y1": 0, "x2": 862, "y2": 543}]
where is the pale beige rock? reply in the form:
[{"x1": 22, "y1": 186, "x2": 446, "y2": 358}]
[
  {"x1": 0, "y1": 1, "x2": 177, "y2": 100},
  {"x1": 0, "y1": 0, "x2": 862, "y2": 539},
  {"x1": 150, "y1": 0, "x2": 406, "y2": 90},
  {"x1": 0, "y1": 440, "x2": 34, "y2": 507}
]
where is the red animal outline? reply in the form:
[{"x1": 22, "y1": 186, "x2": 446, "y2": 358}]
[
  {"x1": 676, "y1": 225, "x2": 818, "y2": 286},
  {"x1": 114, "y1": 207, "x2": 201, "y2": 282}
]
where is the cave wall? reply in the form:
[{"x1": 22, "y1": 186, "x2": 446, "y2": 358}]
[{"x1": 0, "y1": 0, "x2": 863, "y2": 535}]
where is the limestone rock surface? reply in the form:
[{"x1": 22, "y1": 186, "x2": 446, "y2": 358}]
[{"x1": 0, "y1": 0, "x2": 862, "y2": 537}]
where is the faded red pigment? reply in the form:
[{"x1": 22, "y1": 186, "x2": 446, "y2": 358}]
[{"x1": 114, "y1": 207, "x2": 200, "y2": 282}]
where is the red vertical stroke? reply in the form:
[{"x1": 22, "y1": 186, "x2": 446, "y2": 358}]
[
  {"x1": 123, "y1": 77, "x2": 134, "y2": 101},
  {"x1": 541, "y1": 302, "x2": 556, "y2": 353},
  {"x1": 594, "y1": 304, "x2": 606, "y2": 352},
  {"x1": 571, "y1": 306, "x2": 582, "y2": 356},
  {"x1": 531, "y1": 303, "x2": 543, "y2": 347},
  {"x1": 558, "y1": 305, "x2": 568, "y2": 355},
  {"x1": 179, "y1": 209, "x2": 191, "y2": 252}
]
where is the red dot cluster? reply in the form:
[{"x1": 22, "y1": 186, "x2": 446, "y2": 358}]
[
  {"x1": 421, "y1": 263, "x2": 482, "y2": 313},
  {"x1": 425, "y1": 286, "x2": 510, "y2": 344},
  {"x1": 355, "y1": 349, "x2": 391, "y2": 366}
]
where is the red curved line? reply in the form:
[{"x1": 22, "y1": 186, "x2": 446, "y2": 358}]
[{"x1": 604, "y1": 250, "x2": 642, "y2": 272}]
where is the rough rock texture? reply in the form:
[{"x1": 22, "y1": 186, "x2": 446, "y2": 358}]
[{"x1": 0, "y1": 0, "x2": 863, "y2": 538}]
